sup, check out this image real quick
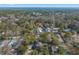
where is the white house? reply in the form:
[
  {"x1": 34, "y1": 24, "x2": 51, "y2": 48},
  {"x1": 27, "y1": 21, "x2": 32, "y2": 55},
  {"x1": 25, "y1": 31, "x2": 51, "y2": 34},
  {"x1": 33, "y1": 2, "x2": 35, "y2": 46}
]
[
  {"x1": 52, "y1": 28, "x2": 60, "y2": 33},
  {"x1": 37, "y1": 27, "x2": 43, "y2": 35}
]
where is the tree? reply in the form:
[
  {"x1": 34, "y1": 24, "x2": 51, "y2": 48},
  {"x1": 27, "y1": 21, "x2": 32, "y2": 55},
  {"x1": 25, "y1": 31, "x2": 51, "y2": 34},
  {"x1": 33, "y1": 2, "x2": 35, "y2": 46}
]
[
  {"x1": 31, "y1": 50, "x2": 39, "y2": 55},
  {"x1": 0, "y1": 22, "x2": 6, "y2": 32},
  {"x1": 64, "y1": 32, "x2": 72, "y2": 38},
  {"x1": 38, "y1": 45, "x2": 49, "y2": 55},
  {"x1": 39, "y1": 32, "x2": 50, "y2": 43},
  {"x1": 57, "y1": 46, "x2": 65, "y2": 54},
  {"x1": 0, "y1": 33, "x2": 4, "y2": 40},
  {"x1": 64, "y1": 32, "x2": 72, "y2": 42},
  {"x1": 51, "y1": 33, "x2": 60, "y2": 46},
  {"x1": 24, "y1": 33, "x2": 36, "y2": 44},
  {"x1": 16, "y1": 41, "x2": 27, "y2": 55},
  {"x1": 59, "y1": 22, "x2": 65, "y2": 32}
]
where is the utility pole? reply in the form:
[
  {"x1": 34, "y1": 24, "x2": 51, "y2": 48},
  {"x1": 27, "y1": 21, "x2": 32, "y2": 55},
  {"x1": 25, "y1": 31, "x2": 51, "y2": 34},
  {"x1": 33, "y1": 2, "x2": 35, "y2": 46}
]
[
  {"x1": 50, "y1": 10, "x2": 55, "y2": 29},
  {"x1": 52, "y1": 10, "x2": 55, "y2": 28}
]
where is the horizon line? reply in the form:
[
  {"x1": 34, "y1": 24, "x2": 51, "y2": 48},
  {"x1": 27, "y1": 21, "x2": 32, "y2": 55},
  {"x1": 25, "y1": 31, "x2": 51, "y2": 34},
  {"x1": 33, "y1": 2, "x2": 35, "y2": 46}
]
[{"x1": 0, "y1": 4, "x2": 79, "y2": 7}]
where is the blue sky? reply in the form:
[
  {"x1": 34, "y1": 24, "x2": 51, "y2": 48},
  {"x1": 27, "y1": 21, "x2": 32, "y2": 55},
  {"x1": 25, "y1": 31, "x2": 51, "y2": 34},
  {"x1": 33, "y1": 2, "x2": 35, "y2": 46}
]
[{"x1": 0, "y1": 4, "x2": 79, "y2": 7}]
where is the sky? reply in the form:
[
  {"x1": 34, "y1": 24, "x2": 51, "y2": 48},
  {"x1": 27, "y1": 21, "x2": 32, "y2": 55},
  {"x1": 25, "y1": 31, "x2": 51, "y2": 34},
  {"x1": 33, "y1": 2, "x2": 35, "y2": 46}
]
[{"x1": 0, "y1": 4, "x2": 79, "y2": 7}]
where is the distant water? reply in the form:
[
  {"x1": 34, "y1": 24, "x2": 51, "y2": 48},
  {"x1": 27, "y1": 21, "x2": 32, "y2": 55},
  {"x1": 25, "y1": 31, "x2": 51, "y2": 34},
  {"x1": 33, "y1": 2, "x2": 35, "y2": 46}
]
[{"x1": 0, "y1": 7, "x2": 79, "y2": 10}]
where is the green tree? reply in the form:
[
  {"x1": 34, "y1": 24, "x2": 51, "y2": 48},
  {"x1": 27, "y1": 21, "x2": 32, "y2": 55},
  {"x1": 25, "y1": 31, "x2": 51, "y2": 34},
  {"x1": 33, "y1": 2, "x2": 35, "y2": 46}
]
[
  {"x1": 64, "y1": 32, "x2": 72, "y2": 38},
  {"x1": 0, "y1": 33, "x2": 4, "y2": 40},
  {"x1": 64, "y1": 32, "x2": 72, "y2": 42},
  {"x1": 17, "y1": 41, "x2": 27, "y2": 54},
  {"x1": 39, "y1": 32, "x2": 49, "y2": 43},
  {"x1": 51, "y1": 33, "x2": 60, "y2": 46},
  {"x1": 58, "y1": 46, "x2": 65, "y2": 54},
  {"x1": 31, "y1": 50, "x2": 39, "y2": 55},
  {"x1": 38, "y1": 45, "x2": 49, "y2": 55},
  {"x1": 59, "y1": 22, "x2": 64, "y2": 32},
  {"x1": 24, "y1": 33, "x2": 36, "y2": 44},
  {"x1": 0, "y1": 22, "x2": 6, "y2": 32}
]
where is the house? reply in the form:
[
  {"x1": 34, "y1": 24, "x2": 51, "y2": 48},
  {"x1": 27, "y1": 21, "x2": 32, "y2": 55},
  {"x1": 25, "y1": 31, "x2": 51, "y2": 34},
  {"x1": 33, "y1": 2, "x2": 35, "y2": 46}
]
[
  {"x1": 13, "y1": 38, "x2": 24, "y2": 49},
  {"x1": 0, "y1": 40, "x2": 10, "y2": 47},
  {"x1": 64, "y1": 29, "x2": 71, "y2": 32},
  {"x1": 51, "y1": 45, "x2": 58, "y2": 52},
  {"x1": 56, "y1": 34, "x2": 64, "y2": 43},
  {"x1": 42, "y1": 27, "x2": 51, "y2": 32},
  {"x1": 8, "y1": 37, "x2": 24, "y2": 49},
  {"x1": 52, "y1": 28, "x2": 60, "y2": 33},
  {"x1": 31, "y1": 41, "x2": 41, "y2": 49},
  {"x1": 32, "y1": 12, "x2": 42, "y2": 16},
  {"x1": 8, "y1": 39, "x2": 18, "y2": 48},
  {"x1": 28, "y1": 41, "x2": 43, "y2": 50},
  {"x1": 36, "y1": 27, "x2": 43, "y2": 35}
]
